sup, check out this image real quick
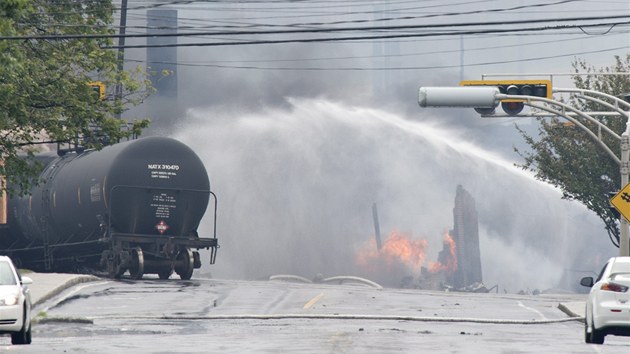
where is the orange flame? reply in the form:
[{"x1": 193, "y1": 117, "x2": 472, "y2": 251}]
[
  {"x1": 355, "y1": 231, "x2": 428, "y2": 274},
  {"x1": 428, "y1": 232, "x2": 458, "y2": 275},
  {"x1": 355, "y1": 230, "x2": 458, "y2": 280}
]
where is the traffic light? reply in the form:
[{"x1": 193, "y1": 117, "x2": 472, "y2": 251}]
[
  {"x1": 460, "y1": 80, "x2": 552, "y2": 116},
  {"x1": 501, "y1": 101, "x2": 525, "y2": 116},
  {"x1": 88, "y1": 81, "x2": 105, "y2": 101}
]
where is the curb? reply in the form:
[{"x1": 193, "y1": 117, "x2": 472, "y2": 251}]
[
  {"x1": 557, "y1": 303, "x2": 585, "y2": 323},
  {"x1": 32, "y1": 275, "x2": 101, "y2": 308}
]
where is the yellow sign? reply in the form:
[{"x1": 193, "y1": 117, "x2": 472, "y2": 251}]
[{"x1": 611, "y1": 183, "x2": 630, "y2": 221}]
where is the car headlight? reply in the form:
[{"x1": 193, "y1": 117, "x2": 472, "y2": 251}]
[{"x1": 0, "y1": 293, "x2": 19, "y2": 306}]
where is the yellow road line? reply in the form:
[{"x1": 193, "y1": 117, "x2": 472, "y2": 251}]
[{"x1": 303, "y1": 292, "x2": 325, "y2": 309}]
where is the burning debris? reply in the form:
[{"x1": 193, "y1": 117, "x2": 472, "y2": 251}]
[
  {"x1": 355, "y1": 231, "x2": 428, "y2": 278},
  {"x1": 355, "y1": 185, "x2": 486, "y2": 292},
  {"x1": 354, "y1": 230, "x2": 458, "y2": 289},
  {"x1": 417, "y1": 232, "x2": 459, "y2": 290}
]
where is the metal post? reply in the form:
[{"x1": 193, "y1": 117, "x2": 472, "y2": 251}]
[
  {"x1": 114, "y1": 0, "x2": 128, "y2": 119},
  {"x1": 622, "y1": 133, "x2": 630, "y2": 256},
  {"x1": 372, "y1": 203, "x2": 382, "y2": 251}
]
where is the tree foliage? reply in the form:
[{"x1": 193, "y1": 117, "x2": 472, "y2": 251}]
[
  {"x1": 0, "y1": 0, "x2": 151, "y2": 195},
  {"x1": 516, "y1": 54, "x2": 630, "y2": 248}
]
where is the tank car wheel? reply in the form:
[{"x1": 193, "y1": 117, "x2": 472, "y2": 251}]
[
  {"x1": 175, "y1": 248, "x2": 194, "y2": 280},
  {"x1": 158, "y1": 267, "x2": 173, "y2": 280},
  {"x1": 129, "y1": 247, "x2": 145, "y2": 280}
]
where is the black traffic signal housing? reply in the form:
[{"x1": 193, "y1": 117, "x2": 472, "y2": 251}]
[
  {"x1": 88, "y1": 81, "x2": 106, "y2": 101},
  {"x1": 460, "y1": 80, "x2": 552, "y2": 116}
]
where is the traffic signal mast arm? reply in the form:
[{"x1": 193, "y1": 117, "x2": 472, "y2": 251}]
[
  {"x1": 418, "y1": 84, "x2": 623, "y2": 165},
  {"x1": 554, "y1": 87, "x2": 630, "y2": 135},
  {"x1": 498, "y1": 93, "x2": 620, "y2": 142},
  {"x1": 458, "y1": 80, "x2": 623, "y2": 152},
  {"x1": 510, "y1": 94, "x2": 621, "y2": 165},
  {"x1": 417, "y1": 81, "x2": 630, "y2": 256}
]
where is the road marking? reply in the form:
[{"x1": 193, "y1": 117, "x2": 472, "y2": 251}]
[
  {"x1": 517, "y1": 301, "x2": 547, "y2": 320},
  {"x1": 303, "y1": 292, "x2": 324, "y2": 309}
]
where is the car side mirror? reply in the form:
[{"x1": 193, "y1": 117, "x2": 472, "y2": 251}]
[
  {"x1": 21, "y1": 276, "x2": 33, "y2": 285},
  {"x1": 580, "y1": 276, "x2": 594, "y2": 288}
]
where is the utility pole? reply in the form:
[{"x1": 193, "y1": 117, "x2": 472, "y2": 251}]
[
  {"x1": 114, "y1": 0, "x2": 128, "y2": 119},
  {"x1": 621, "y1": 134, "x2": 630, "y2": 256}
]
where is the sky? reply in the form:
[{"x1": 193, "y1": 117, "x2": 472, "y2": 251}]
[
  {"x1": 120, "y1": 0, "x2": 630, "y2": 151},
  {"x1": 115, "y1": 0, "x2": 630, "y2": 291}
]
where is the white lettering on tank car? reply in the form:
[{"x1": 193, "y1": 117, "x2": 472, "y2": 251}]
[
  {"x1": 150, "y1": 193, "x2": 177, "y2": 218},
  {"x1": 147, "y1": 164, "x2": 180, "y2": 170},
  {"x1": 90, "y1": 183, "x2": 101, "y2": 202},
  {"x1": 148, "y1": 164, "x2": 180, "y2": 179}
]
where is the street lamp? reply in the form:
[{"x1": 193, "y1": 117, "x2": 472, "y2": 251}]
[
  {"x1": 418, "y1": 86, "x2": 499, "y2": 108},
  {"x1": 418, "y1": 85, "x2": 630, "y2": 257}
]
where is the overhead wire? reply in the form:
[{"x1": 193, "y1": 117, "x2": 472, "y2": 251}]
[
  {"x1": 114, "y1": 0, "x2": 588, "y2": 33},
  {"x1": 103, "y1": 20, "x2": 630, "y2": 49},
  {"x1": 16, "y1": 0, "x2": 630, "y2": 71},
  {"x1": 123, "y1": 0, "x2": 499, "y2": 12},
  {"x1": 120, "y1": 0, "x2": 590, "y2": 25},
  {"x1": 6, "y1": 14, "x2": 630, "y2": 41},
  {"x1": 33, "y1": 0, "x2": 600, "y2": 33},
  {"x1": 128, "y1": 43, "x2": 630, "y2": 71},
  {"x1": 130, "y1": 31, "x2": 628, "y2": 66}
]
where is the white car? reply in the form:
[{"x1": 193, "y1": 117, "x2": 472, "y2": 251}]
[
  {"x1": 0, "y1": 256, "x2": 32, "y2": 345},
  {"x1": 580, "y1": 256, "x2": 630, "y2": 344}
]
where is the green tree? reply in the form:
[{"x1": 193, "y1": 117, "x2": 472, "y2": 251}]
[
  {"x1": 0, "y1": 0, "x2": 151, "y2": 195},
  {"x1": 516, "y1": 54, "x2": 630, "y2": 248}
]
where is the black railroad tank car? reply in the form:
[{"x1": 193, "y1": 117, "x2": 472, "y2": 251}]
[{"x1": 0, "y1": 136, "x2": 218, "y2": 280}]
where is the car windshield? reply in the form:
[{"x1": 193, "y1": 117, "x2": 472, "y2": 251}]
[{"x1": 0, "y1": 261, "x2": 17, "y2": 285}]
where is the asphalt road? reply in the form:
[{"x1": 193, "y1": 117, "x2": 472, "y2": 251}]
[{"x1": 1, "y1": 276, "x2": 628, "y2": 353}]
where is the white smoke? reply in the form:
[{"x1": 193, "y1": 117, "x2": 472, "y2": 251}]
[{"x1": 174, "y1": 98, "x2": 613, "y2": 291}]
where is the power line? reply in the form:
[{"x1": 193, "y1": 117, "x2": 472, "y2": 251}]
[
  {"x1": 123, "y1": 0, "x2": 497, "y2": 12},
  {"x1": 5, "y1": 14, "x2": 630, "y2": 41},
  {"x1": 121, "y1": 0, "x2": 622, "y2": 24},
  {"x1": 105, "y1": 21, "x2": 630, "y2": 49},
  {"x1": 130, "y1": 31, "x2": 627, "y2": 66},
  {"x1": 264, "y1": 0, "x2": 582, "y2": 28},
  {"x1": 111, "y1": 0, "x2": 586, "y2": 33},
  {"x1": 127, "y1": 43, "x2": 630, "y2": 71}
]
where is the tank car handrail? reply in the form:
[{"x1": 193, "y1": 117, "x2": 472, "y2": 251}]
[{"x1": 210, "y1": 191, "x2": 218, "y2": 240}]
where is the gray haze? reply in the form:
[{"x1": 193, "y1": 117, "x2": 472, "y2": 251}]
[
  {"x1": 175, "y1": 100, "x2": 608, "y2": 291},
  {"x1": 119, "y1": 1, "x2": 630, "y2": 290}
]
